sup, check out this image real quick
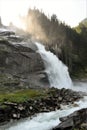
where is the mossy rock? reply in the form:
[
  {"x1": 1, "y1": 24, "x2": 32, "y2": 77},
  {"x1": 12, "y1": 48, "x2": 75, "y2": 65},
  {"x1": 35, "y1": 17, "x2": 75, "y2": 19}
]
[{"x1": 0, "y1": 89, "x2": 46, "y2": 103}]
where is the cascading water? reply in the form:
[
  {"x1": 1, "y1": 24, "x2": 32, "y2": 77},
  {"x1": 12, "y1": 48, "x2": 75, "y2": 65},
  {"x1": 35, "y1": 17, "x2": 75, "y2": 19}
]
[{"x1": 35, "y1": 42, "x2": 73, "y2": 89}]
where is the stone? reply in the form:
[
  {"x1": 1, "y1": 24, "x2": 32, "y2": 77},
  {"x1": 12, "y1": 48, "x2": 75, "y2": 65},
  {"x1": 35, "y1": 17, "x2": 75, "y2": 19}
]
[
  {"x1": 0, "y1": 36, "x2": 49, "y2": 89},
  {"x1": 53, "y1": 118, "x2": 74, "y2": 130},
  {"x1": 12, "y1": 113, "x2": 20, "y2": 119},
  {"x1": 53, "y1": 108, "x2": 87, "y2": 130},
  {"x1": 58, "y1": 97, "x2": 63, "y2": 101},
  {"x1": 18, "y1": 104, "x2": 25, "y2": 111},
  {"x1": 81, "y1": 123, "x2": 87, "y2": 129},
  {"x1": 30, "y1": 106, "x2": 33, "y2": 110}
]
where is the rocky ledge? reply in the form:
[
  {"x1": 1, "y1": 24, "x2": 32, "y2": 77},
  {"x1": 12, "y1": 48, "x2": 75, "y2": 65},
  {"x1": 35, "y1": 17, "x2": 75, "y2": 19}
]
[
  {"x1": 0, "y1": 27, "x2": 49, "y2": 90},
  {"x1": 53, "y1": 108, "x2": 87, "y2": 130},
  {"x1": 0, "y1": 88, "x2": 83, "y2": 125}
]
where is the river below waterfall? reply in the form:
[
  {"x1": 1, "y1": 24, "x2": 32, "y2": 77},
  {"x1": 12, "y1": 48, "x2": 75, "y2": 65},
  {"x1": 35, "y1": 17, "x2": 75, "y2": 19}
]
[{"x1": 0, "y1": 82, "x2": 87, "y2": 130}]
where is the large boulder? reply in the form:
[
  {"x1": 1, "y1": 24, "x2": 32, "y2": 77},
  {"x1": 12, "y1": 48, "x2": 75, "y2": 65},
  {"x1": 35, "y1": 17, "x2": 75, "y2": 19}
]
[
  {"x1": 0, "y1": 30, "x2": 49, "y2": 90},
  {"x1": 53, "y1": 108, "x2": 87, "y2": 130}
]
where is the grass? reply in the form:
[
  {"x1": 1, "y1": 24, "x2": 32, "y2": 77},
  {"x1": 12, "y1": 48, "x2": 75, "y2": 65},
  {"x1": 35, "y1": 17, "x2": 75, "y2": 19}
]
[
  {"x1": 0, "y1": 89, "x2": 45, "y2": 103},
  {"x1": 0, "y1": 73, "x2": 47, "y2": 103}
]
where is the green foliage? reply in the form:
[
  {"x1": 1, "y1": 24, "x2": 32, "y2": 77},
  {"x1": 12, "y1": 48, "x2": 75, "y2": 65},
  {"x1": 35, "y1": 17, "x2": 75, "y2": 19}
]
[
  {"x1": 0, "y1": 89, "x2": 45, "y2": 103},
  {"x1": 74, "y1": 19, "x2": 87, "y2": 40}
]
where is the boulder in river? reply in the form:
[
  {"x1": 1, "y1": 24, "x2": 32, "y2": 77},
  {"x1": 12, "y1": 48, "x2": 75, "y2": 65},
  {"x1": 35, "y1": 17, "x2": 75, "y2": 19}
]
[{"x1": 53, "y1": 108, "x2": 87, "y2": 130}]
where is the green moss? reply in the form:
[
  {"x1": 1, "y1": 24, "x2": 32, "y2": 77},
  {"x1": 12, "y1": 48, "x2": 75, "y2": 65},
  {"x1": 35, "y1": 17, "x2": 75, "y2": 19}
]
[
  {"x1": 0, "y1": 89, "x2": 45, "y2": 103},
  {"x1": 0, "y1": 104, "x2": 8, "y2": 109}
]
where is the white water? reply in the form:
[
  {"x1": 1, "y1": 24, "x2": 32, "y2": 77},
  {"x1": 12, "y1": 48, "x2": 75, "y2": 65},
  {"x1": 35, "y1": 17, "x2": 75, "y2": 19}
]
[{"x1": 35, "y1": 42, "x2": 72, "y2": 89}]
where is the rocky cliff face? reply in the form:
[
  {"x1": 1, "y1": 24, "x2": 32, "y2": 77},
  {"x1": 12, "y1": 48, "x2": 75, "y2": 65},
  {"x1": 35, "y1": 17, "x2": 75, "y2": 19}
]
[{"x1": 0, "y1": 28, "x2": 49, "y2": 91}]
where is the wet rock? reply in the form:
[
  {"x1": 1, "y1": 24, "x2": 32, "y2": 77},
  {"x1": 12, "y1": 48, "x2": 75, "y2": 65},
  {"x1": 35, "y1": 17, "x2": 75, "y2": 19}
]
[
  {"x1": 3, "y1": 102, "x2": 17, "y2": 106},
  {"x1": 53, "y1": 118, "x2": 74, "y2": 130},
  {"x1": 0, "y1": 106, "x2": 12, "y2": 123},
  {"x1": 58, "y1": 97, "x2": 63, "y2": 102},
  {"x1": 0, "y1": 30, "x2": 15, "y2": 36},
  {"x1": 53, "y1": 108, "x2": 87, "y2": 130},
  {"x1": 17, "y1": 104, "x2": 25, "y2": 111},
  {"x1": 12, "y1": 113, "x2": 20, "y2": 119}
]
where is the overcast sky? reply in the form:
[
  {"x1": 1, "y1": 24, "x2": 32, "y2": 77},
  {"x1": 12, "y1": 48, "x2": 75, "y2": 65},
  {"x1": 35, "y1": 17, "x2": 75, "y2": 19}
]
[{"x1": 0, "y1": 0, "x2": 86, "y2": 28}]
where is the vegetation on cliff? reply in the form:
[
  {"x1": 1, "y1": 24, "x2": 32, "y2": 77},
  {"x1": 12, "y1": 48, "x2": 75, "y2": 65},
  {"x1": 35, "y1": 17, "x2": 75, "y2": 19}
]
[{"x1": 22, "y1": 9, "x2": 87, "y2": 77}]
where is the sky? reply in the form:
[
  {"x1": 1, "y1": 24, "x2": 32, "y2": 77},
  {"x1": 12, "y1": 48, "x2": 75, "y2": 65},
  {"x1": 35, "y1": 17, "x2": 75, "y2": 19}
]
[{"x1": 0, "y1": 0, "x2": 86, "y2": 29}]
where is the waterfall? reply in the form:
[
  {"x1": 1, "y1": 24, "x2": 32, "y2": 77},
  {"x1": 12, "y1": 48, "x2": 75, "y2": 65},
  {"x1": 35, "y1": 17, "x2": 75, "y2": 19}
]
[{"x1": 35, "y1": 42, "x2": 73, "y2": 89}]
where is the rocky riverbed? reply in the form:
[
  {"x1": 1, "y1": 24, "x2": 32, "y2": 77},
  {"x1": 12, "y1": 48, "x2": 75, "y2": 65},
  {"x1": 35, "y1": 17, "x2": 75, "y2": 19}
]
[{"x1": 0, "y1": 88, "x2": 83, "y2": 125}]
